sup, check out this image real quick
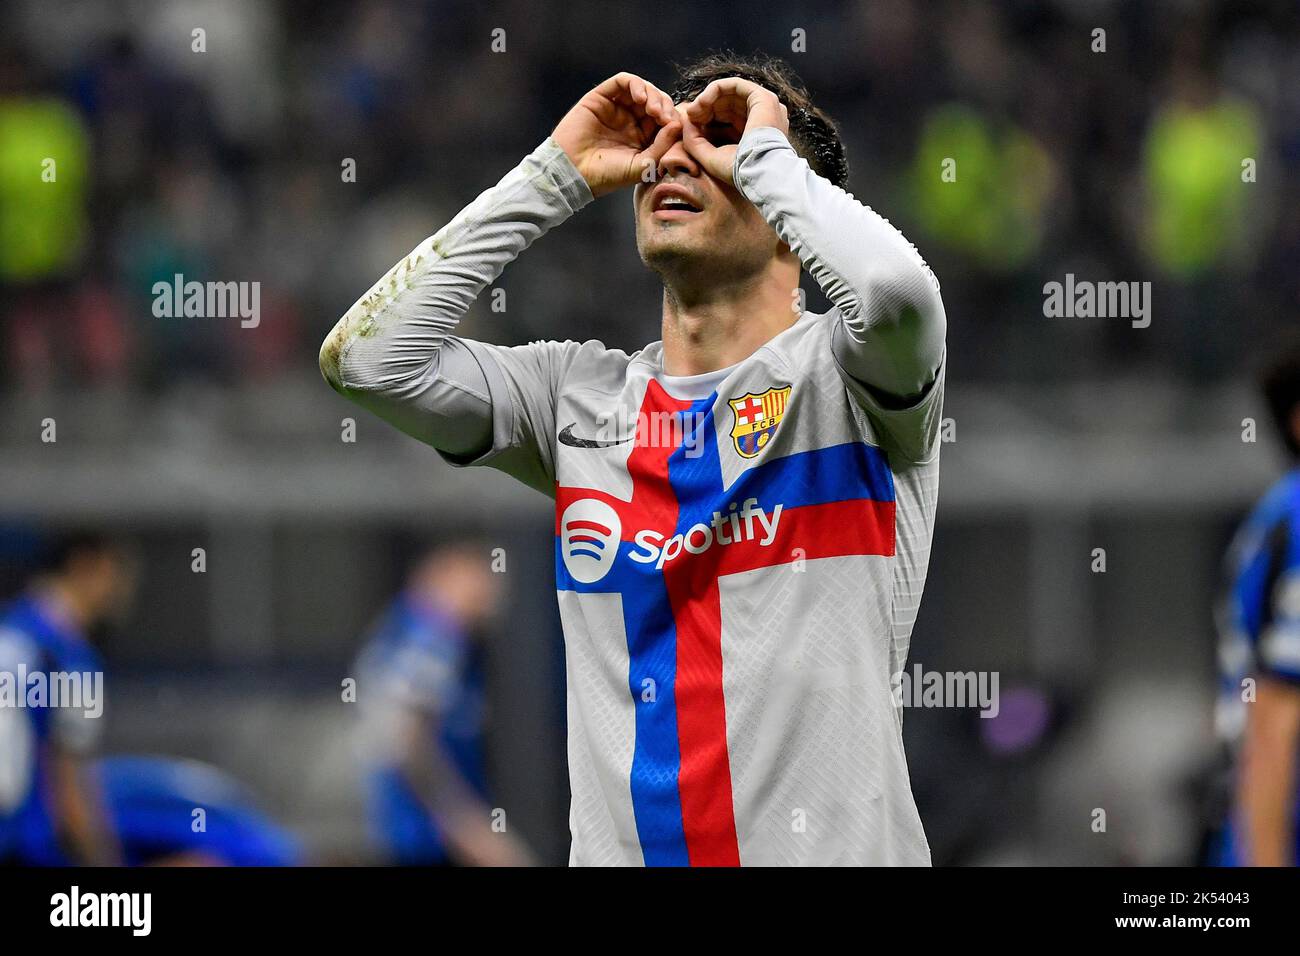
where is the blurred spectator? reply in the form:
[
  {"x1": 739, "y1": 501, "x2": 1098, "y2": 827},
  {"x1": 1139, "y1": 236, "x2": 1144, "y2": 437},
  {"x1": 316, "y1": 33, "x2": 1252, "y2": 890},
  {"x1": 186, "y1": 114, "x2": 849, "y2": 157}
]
[
  {"x1": 0, "y1": 48, "x2": 93, "y2": 390},
  {"x1": 0, "y1": 0, "x2": 1294, "y2": 391},
  {"x1": 908, "y1": 103, "x2": 1057, "y2": 272},
  {"x1": 0, "y1": 63, "x2": 89, "y2": 283},
  {"x1": 1142, "y1": 78, "x2": 1263, "y2": 277}
]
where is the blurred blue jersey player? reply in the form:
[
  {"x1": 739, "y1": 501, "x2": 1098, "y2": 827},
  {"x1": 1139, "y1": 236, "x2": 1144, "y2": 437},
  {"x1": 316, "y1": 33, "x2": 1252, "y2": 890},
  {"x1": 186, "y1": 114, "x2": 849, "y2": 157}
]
[
  {"x1": 354, "y1": 542, "x2": 535, "y2": 866},
  {"x1": 0, "y1": 532, "x2": 134, "y2": 865},
  {"x1": 1212, "y1": 346, "x2": 1300, "y2": 866},
  {"x1": 99, "y1": 756, "x2": 302, "y2": 866}
]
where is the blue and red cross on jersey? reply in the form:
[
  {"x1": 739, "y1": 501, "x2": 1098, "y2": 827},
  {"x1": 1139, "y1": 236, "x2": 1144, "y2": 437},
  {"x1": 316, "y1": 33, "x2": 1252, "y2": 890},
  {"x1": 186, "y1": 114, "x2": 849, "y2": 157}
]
[{"x1": 553, "y1": 379, "x2": 897, "y2": 865}]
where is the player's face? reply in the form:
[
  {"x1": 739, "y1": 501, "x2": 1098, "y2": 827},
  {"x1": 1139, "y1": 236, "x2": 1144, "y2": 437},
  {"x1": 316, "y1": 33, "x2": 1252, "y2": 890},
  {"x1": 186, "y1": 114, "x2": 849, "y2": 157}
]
[
  {"x1": 75, "y1": 550, "x2": 138, "y2": 625},
  {"x1": 633, "y1": 108, "x2": 781, "y2": 282}
]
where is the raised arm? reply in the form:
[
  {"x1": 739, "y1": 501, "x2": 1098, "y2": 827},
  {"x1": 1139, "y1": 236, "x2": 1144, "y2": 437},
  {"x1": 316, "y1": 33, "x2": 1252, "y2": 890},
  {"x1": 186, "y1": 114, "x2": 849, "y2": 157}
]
[
  {"x1": 319, "y1": 73, "x2": 681, "y2": 463},
  {"x1": 682, "y1": 78, "x2": 945, "y2": 407},
  {"x1": 318, "y1": 139, "x2": 594, "y2": 457}
]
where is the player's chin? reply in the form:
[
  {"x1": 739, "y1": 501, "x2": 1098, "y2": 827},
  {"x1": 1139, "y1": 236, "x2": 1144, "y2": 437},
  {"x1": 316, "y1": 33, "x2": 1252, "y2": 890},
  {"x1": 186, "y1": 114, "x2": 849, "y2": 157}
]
[
  {"x1": 639, "y1": 217, "x2": 706, "y2": 250},
  {"x1": 638, "y1": 235, "x2": 706, "y2": 270}
]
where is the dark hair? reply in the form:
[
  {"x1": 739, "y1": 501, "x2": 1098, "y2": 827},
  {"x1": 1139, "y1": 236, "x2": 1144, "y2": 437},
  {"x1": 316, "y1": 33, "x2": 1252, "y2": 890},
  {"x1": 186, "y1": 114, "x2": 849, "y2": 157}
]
[
  {"x1": 670, "y1": 51, "x2": 849, "y2": 190},
  {"x1": 36, "y1": 530, "x2": 122, "y2": 575},
  {"x1": 1262, "y1": 345, "x2": 1300, "y2": 459}
]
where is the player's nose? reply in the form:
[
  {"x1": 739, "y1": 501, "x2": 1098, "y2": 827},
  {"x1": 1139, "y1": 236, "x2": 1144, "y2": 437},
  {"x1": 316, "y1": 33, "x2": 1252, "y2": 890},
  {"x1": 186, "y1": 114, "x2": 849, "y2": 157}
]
[{"x1": 657, "y1": 129, "x2": 699, "y2": 180}]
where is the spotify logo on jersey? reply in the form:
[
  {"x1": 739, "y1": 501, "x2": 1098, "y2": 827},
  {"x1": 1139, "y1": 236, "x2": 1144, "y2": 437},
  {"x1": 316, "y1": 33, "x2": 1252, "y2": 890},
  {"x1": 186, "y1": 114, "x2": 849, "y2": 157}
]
[{"x1": 560, "y1": 499, "x2": 622, "y2": 584}]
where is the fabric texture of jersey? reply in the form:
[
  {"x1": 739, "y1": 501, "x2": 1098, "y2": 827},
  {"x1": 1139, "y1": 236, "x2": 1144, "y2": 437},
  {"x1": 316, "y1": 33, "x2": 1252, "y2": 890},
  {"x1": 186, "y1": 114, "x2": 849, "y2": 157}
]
[{"x1": 450, "y1": 312, "x2": 943, "y2": 865}]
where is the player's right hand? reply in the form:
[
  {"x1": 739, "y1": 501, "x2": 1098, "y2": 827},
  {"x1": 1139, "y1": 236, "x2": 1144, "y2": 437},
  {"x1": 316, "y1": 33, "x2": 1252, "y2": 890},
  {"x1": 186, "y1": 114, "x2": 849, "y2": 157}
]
[{"x1": 553, "y1": 73, "x2": 681, "y2": 198}]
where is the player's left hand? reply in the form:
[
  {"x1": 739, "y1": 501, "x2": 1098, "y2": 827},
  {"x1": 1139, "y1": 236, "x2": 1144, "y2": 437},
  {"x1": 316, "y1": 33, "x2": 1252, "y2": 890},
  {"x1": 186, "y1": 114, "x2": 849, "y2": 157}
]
[
  {"x1": 682, "y1": 77, "x2": 790, "y2": 185},
  {"x1": 552, "y1": 72, "x2": 681, "y2": 198}
]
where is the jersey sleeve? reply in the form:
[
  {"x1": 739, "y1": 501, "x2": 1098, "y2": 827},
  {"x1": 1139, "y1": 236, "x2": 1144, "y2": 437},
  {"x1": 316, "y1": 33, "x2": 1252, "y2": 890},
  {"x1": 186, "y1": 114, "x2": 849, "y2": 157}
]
[
  {"x1": 356, "y1": 625, "x2": 464, "y2": 772},
  {"x1": 1255, "y1": 518, "x2": 1300, "y2": 682},
  {"x1": 733, "y1": 125, "x2": 947, "y2": 462},
  {"x1": 384, "y1": 634, "x2": 464, "y2": 719},
  {"x1": 837, "y1": 346, "x2": 947, "y2": 463},
  {"x1": 320, "y1": 137, "x2": 593, "y2": 492},
  {"x1": 0, "y1": 627, "x2": 39, "y2": 811},
  {"x1": 433, "y1": 337, "x2": 581, "y2": 496}
]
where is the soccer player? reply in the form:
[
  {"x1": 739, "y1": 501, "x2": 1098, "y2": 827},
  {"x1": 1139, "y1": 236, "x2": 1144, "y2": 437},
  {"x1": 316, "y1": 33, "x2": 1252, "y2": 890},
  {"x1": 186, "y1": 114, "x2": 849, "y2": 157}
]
[
  {"x1": 98, "y1": 755, "x2": 303, "y2": 867},
  {"x1": 321, "y1": 53, "x2": 946, "y2": 865},
  {"x1": 354, "y1": 543, "x2": 535, "y2": 866},
  {"x1": 0, "y1": 532, "x2": 134, "y2": 866},
  {"x1": 1211, "y1": 347, "x2": 1300, "y2": 866}
]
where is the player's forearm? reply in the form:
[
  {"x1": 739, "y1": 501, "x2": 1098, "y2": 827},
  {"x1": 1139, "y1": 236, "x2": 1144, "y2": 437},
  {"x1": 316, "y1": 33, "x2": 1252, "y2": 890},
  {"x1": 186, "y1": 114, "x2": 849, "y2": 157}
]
[
  {"x1": 1238, "y1": 745, "x2": 1294, "y2": 866},
  {"x1": 55, "y1": 753, "x2": 121, "y2": 866},
  {"x1": 733, "y1": 126, "x2": 945, "y2": 401},
  {"x1": 1237, "y1": 678, "x2": 1300, "y2": 865},
  {"x1": 438, "y1": 798, "x2": 536, "y2": 866},
  {"x1": 319, "y1": 137, "x2": 592, "y2": 398},
  {"x1": 399, "y1": 727, "x2": 534, "y2": 865}
]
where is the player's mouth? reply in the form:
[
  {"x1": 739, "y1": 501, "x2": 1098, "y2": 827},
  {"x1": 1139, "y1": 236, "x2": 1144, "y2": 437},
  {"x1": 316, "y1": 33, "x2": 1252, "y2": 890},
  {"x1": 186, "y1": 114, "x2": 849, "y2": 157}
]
[{"x1": 650, "y1": 184, "x2": 703, "y2": 220}]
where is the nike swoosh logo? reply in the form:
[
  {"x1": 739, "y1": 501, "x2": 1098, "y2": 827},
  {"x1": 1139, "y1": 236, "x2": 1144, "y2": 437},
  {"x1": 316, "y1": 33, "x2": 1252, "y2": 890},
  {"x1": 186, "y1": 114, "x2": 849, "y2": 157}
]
[{"x1": 558, "y1": 423, "x2": 633, "y2": 449}]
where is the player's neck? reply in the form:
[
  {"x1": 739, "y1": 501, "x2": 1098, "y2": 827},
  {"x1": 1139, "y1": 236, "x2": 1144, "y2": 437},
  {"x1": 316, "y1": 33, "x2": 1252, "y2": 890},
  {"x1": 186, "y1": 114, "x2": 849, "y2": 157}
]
[{"x1": 659, "y1": 266, "x2": 799, "y2": 376}]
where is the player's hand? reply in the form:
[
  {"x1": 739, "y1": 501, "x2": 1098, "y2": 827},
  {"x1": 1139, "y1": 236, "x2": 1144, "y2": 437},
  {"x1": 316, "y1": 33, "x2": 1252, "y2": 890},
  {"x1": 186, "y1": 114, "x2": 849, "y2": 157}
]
[
  {"x1": 553, "y1": 73, "x2": 681, "y2": 198},
  {"x1": 682, "y1": 77, "x2": 789, "y2": 185}
]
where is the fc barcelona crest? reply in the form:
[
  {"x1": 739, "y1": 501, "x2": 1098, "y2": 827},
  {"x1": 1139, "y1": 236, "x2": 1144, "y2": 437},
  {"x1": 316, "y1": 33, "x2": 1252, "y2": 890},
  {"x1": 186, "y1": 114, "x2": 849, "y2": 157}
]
[{"x1": 728, "y1": 385, "x2": 792, "y2": 459}]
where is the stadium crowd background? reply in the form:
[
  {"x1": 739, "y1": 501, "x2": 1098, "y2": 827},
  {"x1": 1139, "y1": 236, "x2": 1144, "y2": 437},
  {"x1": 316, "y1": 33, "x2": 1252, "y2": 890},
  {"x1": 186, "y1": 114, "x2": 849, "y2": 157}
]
[{"x1": 1, "y1": 0, "x2": 1297, "y2": 864}]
